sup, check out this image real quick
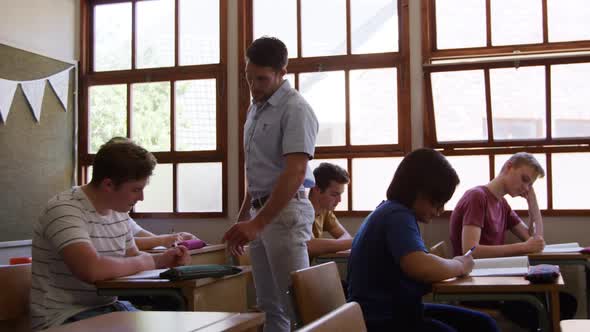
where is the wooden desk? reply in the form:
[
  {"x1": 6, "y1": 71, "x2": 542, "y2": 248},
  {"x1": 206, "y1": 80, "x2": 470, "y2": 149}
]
[
  {"x1": 148, "y1": 244, "x2": 228, "y2": 266},
  {"x1": 43, "y1": 311, "x2": 265, "y2": 332},
  {"x1": 96, "y1": 267, "x2": 251, "y2": 312},
  {"x1": 560, "y1": 319, "x2": 590, "y2": 332},
  {"x1": 529, "y1": 252, "x2": 590, "y2": 318},
  {"x1": 433, "y1": 275, "x2": 564, "y2": 332}
]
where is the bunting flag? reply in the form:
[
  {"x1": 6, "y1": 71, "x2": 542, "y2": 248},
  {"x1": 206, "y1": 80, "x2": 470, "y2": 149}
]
[
  {"x1": 21, "y1": 79, "x2": 46, "y2": 122},
  {"x1": 0, "y1": 67, "x2": 73, "y2": 124},
  {"x1": 48, "y1": 69, "x2": 70, "y2": 112},
  {"x1": 0, "y1": 78, "x2": 18, "y2": 123}
]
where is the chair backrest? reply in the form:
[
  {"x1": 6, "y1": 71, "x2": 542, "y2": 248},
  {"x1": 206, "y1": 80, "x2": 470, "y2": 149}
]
[
  {"x1": 429, "y1": 241, "x2": 449, "y2": 259},
  {"x1": 296, "y1": 302, "x2": 366, "y2": 332},
  {"x1": 290, "y1": 262, "x2": 346, "y2": 325},
  {"x1": 0, "y1": 263, "x2": 31, "y2": 320}
]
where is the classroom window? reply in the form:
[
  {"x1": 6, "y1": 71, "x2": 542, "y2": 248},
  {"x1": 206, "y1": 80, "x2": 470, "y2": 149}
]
[
  {"x1": 81, "y1": 0, "x2": 227, "y2": 218},
  {"x1": 423, "y1": 0, "x2": 590, "y2": 214},
  {"x1": 241, "y1": 0, "x2": 410, "y2": 215}
]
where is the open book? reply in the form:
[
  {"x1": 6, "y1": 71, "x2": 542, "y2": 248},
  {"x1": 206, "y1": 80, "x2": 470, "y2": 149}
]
[
  {"x1": 543, "y1": 242, "x2": 584, "y2": 253},
  {"x1": 469, "y1": 256, "x2": 529, "y2": 277}
]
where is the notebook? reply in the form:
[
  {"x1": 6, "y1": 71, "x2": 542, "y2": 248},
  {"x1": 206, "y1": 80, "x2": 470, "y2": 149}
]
[
  {"x1": 470, "y1": 256, "x2": 529, "y2": 277},
  {"x1": 115, "y1": 268, "x2": 168, "y2": 280},
  {"x1": 542, "y1": 242, "x2": 584, "y2": 253}
]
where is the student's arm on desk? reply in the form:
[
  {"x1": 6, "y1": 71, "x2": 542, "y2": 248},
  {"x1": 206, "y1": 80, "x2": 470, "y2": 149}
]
[
  {"x1": 60, "y1": 242, "x2": 156, "y2": 283},
  {"x1": 400, "y1": 251, "x2": 473, "y2": 283},
  {"x1": 462, "y1": 225, "x2": 544, "y2": 259},
  {"x1": 524, "y1": 186, "x2": 544, "y2": 237},
  {"x1": 61, "y1": 243, "x2": 190, "y2": 283},
  {"x1": 307, "y1": 219, "x2": 352, "y2": 257},
  {"x1": 224, "y1": 153, "x2": 308, "y2": 246}
]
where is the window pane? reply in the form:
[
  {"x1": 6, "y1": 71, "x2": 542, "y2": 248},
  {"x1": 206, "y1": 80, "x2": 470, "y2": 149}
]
[
  {"x1": 285, "y1": 74, "x2": 295, "y2": 88},
  {"x1": 253, "y1": 0, "x2": 298, "y2": 58},
  {"x1": 350, "y1": 68, "x2": 398, "y2": 145},
  {"x1": 89, "y1": 84, "x2": 127, "y2": 153},
  {"x1": 177, "y1": 163, "x2": 222, "y2": 212},
  {"x1": 132, "y1": 82, "x2": 171, "y2": 152},
  {"x1": 495, "y1": 154, "x2": 547, "y2": 210},
  {"x1": 552, "y1": 153, "x2": 590, "y2": 209},
  {"x1": 351, "y1": 0, "x2": 398, "y2": 54},
  {"x1": 551, "y1": 63, "x2": 590, "y2": 138},
  {"x1": 431, "y1": 70, "x2": 487, "y2": 142},
  {"x1": 86, "y1": 166, "x2": 93, "y2": 184},
  {"x1": 301, "y1": 0, "x2": 346, "y2": 57},
  {"x1": 491, "y1": 0, "x2": 542, "y2": 46},
  {"x1": 94, "y1": 3, "x2": 131, "y2": 72},
  {"x1": 136, "y1": 0, "x2": 174, "y2": 69},
  {"x1": 300, "y1": 71, "x2": 345, "y2": 146},
  {"x1": 175, "y1": 79, "x2": 216, "y2": 151},
  {"x1": 352, "y1": 157, "x2": 402, "y2": 211},
  {"x1": 308, "y1": 159, "x2": 348, "y2": 211},
  {"x1": 134, "y1": 164, "x2": 173, "y2": 213},
  {"x1": 490, "y1": 66, "x2": 546, "y2": 140},
  {"x1": 445, "y1": 155, "x2": 490, "y2": 210},
  {"x1": 179, "y1": 0, "x2": 219, "y2": 65},
  {"x1": 548, "y1": 0, "x2": 590, "y2": 42},
  {"x1": 435, "y1": 0, "x2": 486, "y2": 49}
]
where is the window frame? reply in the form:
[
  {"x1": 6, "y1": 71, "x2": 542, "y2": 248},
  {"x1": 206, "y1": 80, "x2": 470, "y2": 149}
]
[
  {"x1": 79, "y1": 0, "x2": 229, "y2": 218},
  {"x1": 238, "y1": 0, "x2": 411, "y2": 217},
  {"x1": 422, "y1": 0, "x2": 590, "y2": 215}
]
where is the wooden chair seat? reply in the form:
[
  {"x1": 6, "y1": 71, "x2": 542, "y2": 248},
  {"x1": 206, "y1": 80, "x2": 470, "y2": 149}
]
[
  {"x1": 290, "y1": 262, "x2": 346, "y2": 326},
  {"x1": 295, "y1": 302, "x2": 366, "y2": 332}
]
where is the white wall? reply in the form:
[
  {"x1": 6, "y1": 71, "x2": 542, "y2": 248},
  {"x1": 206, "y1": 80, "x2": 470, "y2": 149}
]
[{"x1": 0, "y1": 0, "x2": 78, "y2": 62}]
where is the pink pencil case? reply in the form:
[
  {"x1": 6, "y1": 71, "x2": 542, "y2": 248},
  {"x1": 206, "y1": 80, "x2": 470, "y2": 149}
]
[
  {"x1": 178, "y1": 239, "x2": 207, "y2": 250},
  {"x1": 581, "y1": 247, "x2": 590, "y2": 254}
]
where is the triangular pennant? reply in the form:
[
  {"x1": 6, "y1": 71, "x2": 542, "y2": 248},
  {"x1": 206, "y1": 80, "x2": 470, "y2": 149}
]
[
  {"x1": 0, "y1": 78, "x2": 18, "y2": 123},
  {"x1": 48, "y1": 68, "x2": 71, "y2": 112},
  {"x1": 21, "y1": 79, "x2": 47, "y2": 122}
]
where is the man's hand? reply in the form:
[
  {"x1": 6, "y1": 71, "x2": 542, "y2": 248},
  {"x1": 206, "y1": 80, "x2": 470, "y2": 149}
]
[
  {"x1": 523, "y1": 235, "x2": 545, "y2": 253},
  {"x1": 153, "y1": 246, "x2": 190, "y2": 268},
  {"x1": 452, "y1": 255, "x2": 474, "y2": 276},
  {"x1": 223, "y1": 219, "x2": 264, "y2": 253}
]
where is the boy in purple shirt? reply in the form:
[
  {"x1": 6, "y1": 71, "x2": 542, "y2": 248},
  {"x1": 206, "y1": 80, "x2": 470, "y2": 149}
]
[
  {"x1": 450, "y1": 152, "x2": 545, "y2": 258},
  {"x1": 450, "y1": 152, "x2": 576, "y2": 331}
]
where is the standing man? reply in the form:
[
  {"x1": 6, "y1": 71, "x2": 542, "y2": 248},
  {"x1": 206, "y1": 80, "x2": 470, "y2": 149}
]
[
  {"x1": 307, "y1": 162, "x2": 353, "y2": 258},
  {"x1": 223, "y1": 37, "x2": 319, "y2": 331}
]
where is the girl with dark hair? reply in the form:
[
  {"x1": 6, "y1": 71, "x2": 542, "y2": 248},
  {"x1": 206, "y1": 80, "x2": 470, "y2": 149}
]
[{"x1": 347, "y1": 148, "x2": 499, "y2": 332}]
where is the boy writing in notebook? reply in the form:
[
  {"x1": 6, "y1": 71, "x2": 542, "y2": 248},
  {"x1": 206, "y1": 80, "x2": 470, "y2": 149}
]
[
  {"x1": 307, "y1": 162, "x2": 352, "y2": 258},
  {"x1": 450, "y1": 152, "x2": 545, "y2": 258},
  {"x1": 31, "y1": 138, "x2": 190, "y2": 330},
  {"x1": 347, "y1": 148, "x2": 498, "y2": 332},
  {"x1": 449, "y1": 152, "x2": 576, "y2": 331}
]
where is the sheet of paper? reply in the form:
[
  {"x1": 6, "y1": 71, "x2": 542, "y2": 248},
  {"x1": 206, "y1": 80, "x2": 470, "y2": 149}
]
[
  {"x1": 470, "y1": 256, "x2": 529, "y2": 276},
  {"x1": 470, "y1": 267, "x2": 529, "y2": 277},
  {"x1": 543, "y1": 243, "x2": 583, "y2": 253},
  {"x1": 115, "y1": 268, "x2": 168, "y2": 280}
]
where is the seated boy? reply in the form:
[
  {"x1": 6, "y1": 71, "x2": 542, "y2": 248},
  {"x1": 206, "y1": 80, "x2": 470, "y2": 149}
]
[
  {"x1": 307, "y1": 163, "x2": 352, "y2": 258},
  {"x1": 347, "y1": 148, "x2": 498, "y2": 332},
  {"x1": 450, "y1": 152, "x2": 576, "y2": 331},
  {"x1": 30, "y1": 138, "x2": 190, "y2": 330},
  {"x1": 127, "y1": 218, "x2": 199, "y2": 251},
  {"x1": 450, "y1": 152, "x2": 546, "y2": 258}
]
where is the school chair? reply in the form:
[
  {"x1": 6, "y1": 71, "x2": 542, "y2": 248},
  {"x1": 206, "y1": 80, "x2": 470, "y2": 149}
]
[
  {"x1": 429, "y1": 240, "x2": 450, "y2": 259},
  {"x1": 290, "y1": 261, "x2": 346, "y2": 326},
  {"x1": 295, "y1": 302, "x2": 367, "y2": 332},
  {"x1": 0, "y1": 263, "x2": 31, "y2": 332}
]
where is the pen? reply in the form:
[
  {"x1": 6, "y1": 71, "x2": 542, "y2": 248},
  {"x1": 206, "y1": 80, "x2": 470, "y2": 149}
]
[{"x1": 464, "y1": 246, "x2": 476, "y2": 256}]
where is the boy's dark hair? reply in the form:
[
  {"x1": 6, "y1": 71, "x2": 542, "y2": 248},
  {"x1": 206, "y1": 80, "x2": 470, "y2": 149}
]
[
  {"x1": 90, "y1": 137, "x2": 157, "y2": 188},
  {"x1": 246, "y1": 36, "x2": 288, "y2": 71},
  {"x1": 386, "y1": 148, "x2": 459, "y2": 208},
  {"x1": 313, "y1": 163, "x2": 350, "y2": 192}
]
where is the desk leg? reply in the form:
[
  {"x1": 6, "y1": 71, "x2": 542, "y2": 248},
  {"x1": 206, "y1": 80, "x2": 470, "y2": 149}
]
[{"x1": 550, "y1": 289, "x2": 560, "y2": 332}]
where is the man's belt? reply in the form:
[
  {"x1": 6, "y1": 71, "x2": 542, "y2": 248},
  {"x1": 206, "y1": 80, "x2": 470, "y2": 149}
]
[{"x1": 251, "y1": 190, "x2": 307, "y2": 209}]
